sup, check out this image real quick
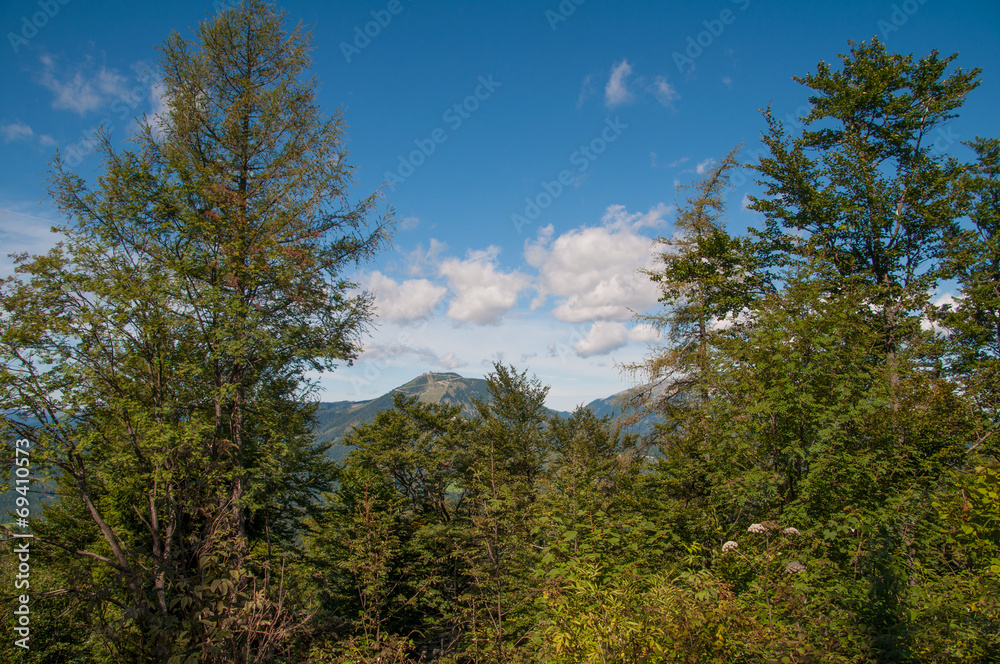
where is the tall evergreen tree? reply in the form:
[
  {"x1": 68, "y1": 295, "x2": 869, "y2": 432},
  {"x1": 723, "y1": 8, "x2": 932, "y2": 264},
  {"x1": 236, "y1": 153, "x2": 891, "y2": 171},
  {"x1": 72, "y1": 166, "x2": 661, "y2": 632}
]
[
  {"x1": 0, "y1": 2, "x2": 390, "y2": 661},
  {"x1": 627, "y1": 146, "x2": 759, "y2": 417}
]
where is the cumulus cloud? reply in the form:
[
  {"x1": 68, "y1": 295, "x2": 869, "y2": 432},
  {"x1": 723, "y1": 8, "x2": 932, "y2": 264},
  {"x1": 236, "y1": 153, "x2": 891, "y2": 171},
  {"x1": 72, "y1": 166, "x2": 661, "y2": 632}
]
[
  {"x1": 1, "y1": 122, "x2": 63, "y2": 148},
  {"x1": 38, "y1": 54, "x2": 131, "y2": 114},
  {"x1": 144, "y1": 78, "x2": 170, "y2": 136},
  {"x1": 574, "y1": 321, "x2": 629, "y2": 357},
  {"x1": 629, "y1": 323, "x2": 661, "y2": 344},
  {"x1": 439, "y1": 247, "x2": 530, "y2": 325},
  {"x1": 648, "y1": 75, "x2": 679, "y2": 108},
  {"x1": 605, "y1": 60, "x2": 635, "y2": 107},
  {"x1": 367, "y1": 271, "x2": 447, "y2": 323},
  {"x1": 406, "y1": 238, "x2": 448, "y2": 276},
  {"x1": 1, "y1": 122, "x2": 34, "y2": 143},
  {"x1": 437, "y1": 352, "x2": 465, "y2": 369},
  {"x1": 0, "y1": 206, "x2": 65, "y2": 278},
  {"x1": 526, "y1": 204, "x2": 669, "y2": 323}
]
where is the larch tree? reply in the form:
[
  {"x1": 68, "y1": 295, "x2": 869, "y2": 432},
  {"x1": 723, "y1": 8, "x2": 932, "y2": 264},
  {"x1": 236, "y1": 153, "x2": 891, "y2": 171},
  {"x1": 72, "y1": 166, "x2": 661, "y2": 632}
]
[
  {"x1": 0, "y1": 2, "x2": 391, "y2": 661},
  {"x1": 625, "y1": 146, "x2": 758, "y2": 432}
]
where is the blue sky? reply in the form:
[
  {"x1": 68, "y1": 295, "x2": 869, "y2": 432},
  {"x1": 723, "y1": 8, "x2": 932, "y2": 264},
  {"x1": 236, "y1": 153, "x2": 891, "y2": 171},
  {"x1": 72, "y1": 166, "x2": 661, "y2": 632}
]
[{"x1": 2, "y1": 0, "x2": 998, "y2": 410}]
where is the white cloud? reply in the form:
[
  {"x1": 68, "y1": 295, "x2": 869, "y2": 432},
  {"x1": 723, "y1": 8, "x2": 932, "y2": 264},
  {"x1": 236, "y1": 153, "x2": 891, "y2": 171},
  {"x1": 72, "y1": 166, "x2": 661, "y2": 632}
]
[
  {"x1": 406, "y1": 238, "x2": 448, "y2": 276},
  {"x1": 38, "y1": 54, "x2": 131, "y2": 114},
  {"x1": 526, "y1": 204, "x2": 669, "y2": 323},
  {"x1": 600, "y1": 203, "x2": 670, "y2": 232},
  {"x1": 1, "y1": 122, "x2": 34, "y2": 143},
  {"x1": 0, "y1": 205, "x2": 65, "y2": 279},
  {"x1": 605, "y1": 59, "x2": 635, "y2": 107},
  {"x1": 933, "y1": 293, "x2": 959, "y2": 309},
  {"x1": 145, "y1": 79, "x2": 170, "y2": 137},
  {"x1": 696, "y1": 158, "x2": 715, "y2": 175},
  {"x1": 437, "y1": 352, "x2": 465, "y2": 369},
  {"x1": 398, "y1": 215, "x2": 420, "y2": 231},
  {"x1": 629, "y1": 323, "x2": 661, "y2": 344},
  {"x1": 574, "y1": 321, "x2": 629, "y2": 357},
  {"x1": 438, "y1": 247, "x2": 530, "y2": 325},
  {"x1": 366, "y1": 271, "x2": 447, "y2": 323},
  {"x1": 722, "y1": 76, "x2": 733, "y2": 87},
  {"x1": 648, "y1": 75, "x2": 679, "y2": 109},
  {"x1": 923, "y1": 292, "x2": 960, "y2": 333},
  {"x1": 320, "y1": 313, "x2": 658, "y2": 412},
  {"x1": 605, "y1": 62, "x2": 678, "y2": 110},
  {"x1": 361, "y1": 343, "x2": 467, "y2": 370}
]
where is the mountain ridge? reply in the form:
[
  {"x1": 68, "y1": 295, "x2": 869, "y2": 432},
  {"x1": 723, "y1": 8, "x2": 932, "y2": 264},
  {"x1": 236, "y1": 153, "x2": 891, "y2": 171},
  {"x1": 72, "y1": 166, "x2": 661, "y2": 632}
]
[{"x1": 313, "y1": 372, "x2": 658, "y2": 461}]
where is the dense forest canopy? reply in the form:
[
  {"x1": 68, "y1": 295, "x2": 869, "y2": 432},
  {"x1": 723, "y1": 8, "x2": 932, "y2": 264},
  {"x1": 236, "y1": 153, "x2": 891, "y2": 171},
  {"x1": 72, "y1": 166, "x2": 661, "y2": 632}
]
[{"x1": 1, "y1": 3, "x2": 998, "y2": 663}]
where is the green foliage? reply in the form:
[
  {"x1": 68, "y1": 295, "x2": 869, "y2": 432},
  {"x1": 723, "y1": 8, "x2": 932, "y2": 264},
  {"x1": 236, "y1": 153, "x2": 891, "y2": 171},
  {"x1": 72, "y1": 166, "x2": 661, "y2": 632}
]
[
  {"x1": 0, "y1": 2, "x2": 387, "y2": 661},
  {"x1": 627, "y1": 146, "x2": 759, "y2": 418},
  {"x1": 753, "y1": 38, "x2": 979, "y2": 290},
  {"x1": 3, "y1": 24, "x2": 998, "y2": 663},
  {"x1": 532, "y1": 565, "x2": 759, "y2": 663},
  {"x1": 627, "y1": 35, "x2": 999, "y2": 664}
]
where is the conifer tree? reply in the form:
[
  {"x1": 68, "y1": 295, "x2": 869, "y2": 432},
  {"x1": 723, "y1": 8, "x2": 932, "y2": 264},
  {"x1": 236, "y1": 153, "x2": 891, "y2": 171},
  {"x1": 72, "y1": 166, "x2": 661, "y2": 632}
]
[
  {"x1": 627, "y1": 146, "x2": 757, "y2": 422},
  {"x1": 0, "y1": 2, "x2": 390, "y2": 660}
]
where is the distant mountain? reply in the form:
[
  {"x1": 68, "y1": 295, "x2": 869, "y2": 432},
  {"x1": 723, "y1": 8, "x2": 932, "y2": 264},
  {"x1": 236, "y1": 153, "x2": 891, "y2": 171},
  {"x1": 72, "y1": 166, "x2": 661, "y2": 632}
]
[
  {"x1": 312, "y1": 372, "x2": 496, "y2": 461},
  {"x1": 311, "y1": 372, "x2": 661, "y2": 462},
  {"x1": 584, "y1": 387, "x2": 662, "y2": 438}
]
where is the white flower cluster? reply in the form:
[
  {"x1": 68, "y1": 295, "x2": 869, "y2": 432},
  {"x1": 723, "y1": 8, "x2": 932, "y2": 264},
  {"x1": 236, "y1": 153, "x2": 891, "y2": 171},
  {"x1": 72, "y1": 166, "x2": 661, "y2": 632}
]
[
  {"x1": 722, "y1": 540, "x2": 739, "y2": 553},
  {"x1": 747, "y1": 523, "x2": 767, "y2": 534},
  {"x1": 785, "y1": 561, "x2": 806, "y2": 574},
  {"x1": 782, "y1": 527, "x2": 801, "y2": 536}
]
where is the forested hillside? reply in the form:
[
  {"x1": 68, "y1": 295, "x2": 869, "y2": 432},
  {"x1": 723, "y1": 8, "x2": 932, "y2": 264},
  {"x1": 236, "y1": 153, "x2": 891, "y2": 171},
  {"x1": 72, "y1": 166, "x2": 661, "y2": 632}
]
[
  {"x1": 311, "y1": 373, "x2": 496, "y2": 461},
  {"x1": 310, "y1": 372, "x2": 653, "y2": 462},
  {"x1": 1, "y1": 2, "x2": 997, "y2": 663}
]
